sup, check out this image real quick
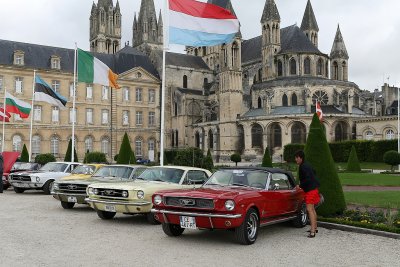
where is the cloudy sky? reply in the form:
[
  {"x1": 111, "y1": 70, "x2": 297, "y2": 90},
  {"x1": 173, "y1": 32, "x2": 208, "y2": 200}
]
[{"x1": 0, "y1": 0, "x2": 399, "y2": 91}]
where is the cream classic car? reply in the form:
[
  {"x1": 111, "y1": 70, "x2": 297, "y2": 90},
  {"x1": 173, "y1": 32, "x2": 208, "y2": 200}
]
[{"x1": 86, "y1": 166, "x2": 212, "y2": 224}]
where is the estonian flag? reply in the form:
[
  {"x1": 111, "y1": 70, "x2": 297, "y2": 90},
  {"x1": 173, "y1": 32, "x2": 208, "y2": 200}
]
[{"x1": 35, "y1": 75, "x2": 67, "y2": 109}]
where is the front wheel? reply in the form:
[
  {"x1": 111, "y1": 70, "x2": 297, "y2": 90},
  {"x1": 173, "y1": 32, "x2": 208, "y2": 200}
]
[
  {"x1": 162, "y1": 223, "x2": 185, "y2": 237},
  {"x1": 43, "y1": 180, "x2": 54, "y2": 195},
  {"x1": 292, "y1": 202, "x2": 308, "y2": 228},
  {"x1": 234, "y1": 208, "x2": 259, "y2": 245},
  {"x1": 61, "y1": 201, "x2": 75, "y2": 209},
  {"x1": 13, "y1": 187, "x2": 25, "y2": 194},
  {"x1": 96, "y1": 210, "x2": 116, "y2": 220},
  {"x1": 146, "y1": 212, "x2": 161, "y2": 225}
]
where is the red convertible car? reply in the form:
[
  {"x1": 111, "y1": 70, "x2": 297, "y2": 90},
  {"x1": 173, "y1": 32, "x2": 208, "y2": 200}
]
[{"x1": 151, "y1": 167, "x2": 307, "y2": 245}]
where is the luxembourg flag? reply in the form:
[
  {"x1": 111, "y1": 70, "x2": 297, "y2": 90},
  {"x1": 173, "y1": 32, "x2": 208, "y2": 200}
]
[{"x1": 169, "y1": 0, "x2": 240, "y2": 46}]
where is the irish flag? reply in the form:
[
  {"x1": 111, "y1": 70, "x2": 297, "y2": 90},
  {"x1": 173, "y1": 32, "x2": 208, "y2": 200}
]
[
  {"x1": 5, "y1": 92, "x2": 31, "y2": 119},
  {"x1": 77, "y1": 48, "x2": 120, "y2": 89},
  {"x1": 169, "y1": 0, "x2": 240, "y2": 46}
]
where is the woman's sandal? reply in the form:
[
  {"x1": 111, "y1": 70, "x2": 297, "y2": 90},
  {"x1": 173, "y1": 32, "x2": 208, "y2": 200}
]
[
  {"x1": 307, "y1": 229, "x2": 318, "y2": 233},
  {"x1": 307, "y1": 232, "x2": 316, "y2": 238}
]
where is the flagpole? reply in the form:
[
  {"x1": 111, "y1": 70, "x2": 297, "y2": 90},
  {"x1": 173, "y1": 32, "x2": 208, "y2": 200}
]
[
  {"x1": 29, "y1": 70, "x2": 36, "y2": 162},
  {"x1": 72, "y1": 43, "x2": 77, "y2": 163},
  {"x1": 2, "y1": 87, "x2": 7, "y2": 153}
]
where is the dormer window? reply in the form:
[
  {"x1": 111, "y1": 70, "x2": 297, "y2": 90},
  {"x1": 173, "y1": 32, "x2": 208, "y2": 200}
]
[
  {"x1": 51, "y1": 56, "x2": 61, "y2": 70},
  {"x1": 14, "y1": 50, "x2": 25, "y2": 66}
]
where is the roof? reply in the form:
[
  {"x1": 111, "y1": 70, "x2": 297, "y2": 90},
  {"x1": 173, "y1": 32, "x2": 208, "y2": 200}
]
[
  {"x1": 242, "y1": 36, "x2": 262, "y2": 63},
  {"x1": 177, "y1": 88, "x2": 204, "y2": 95},
  {"x1": 271, "y1": 106, "x2": 306, "y2": 115},
  {"x1": 279, "y1": 25, "x2": 323, "y2": 55},
  {"x1": 154, "y1": 50, "x2": 210, "y2": 70},
  {"x1": 242, "y1": 109, "x2": 268, "y2": 118},
  {"x1": 261, "y1": 0, "x2": 280, "y2": 22},
  {"x1": 330, "y1": 25, "x2": 349, "y2": 59},
  {"x1": 310, "y1": 105, "x2": 344, "y2": 114},
  {"x1": 300, "y1": 0, "x2": 319, "y2": 32}
]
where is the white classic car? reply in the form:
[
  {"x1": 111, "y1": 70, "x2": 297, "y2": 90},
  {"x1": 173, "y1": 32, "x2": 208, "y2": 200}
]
[{"x1": 9, "y1": 162, "x2": 82, "y2": 194}]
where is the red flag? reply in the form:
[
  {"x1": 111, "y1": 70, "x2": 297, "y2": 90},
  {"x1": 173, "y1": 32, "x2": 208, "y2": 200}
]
[
  {"x1": 0, "y1": 108, "x2": 10, "y2": 122},
  {"x1": 316, "y1": 102, "x2": 323, "y2": 122}
]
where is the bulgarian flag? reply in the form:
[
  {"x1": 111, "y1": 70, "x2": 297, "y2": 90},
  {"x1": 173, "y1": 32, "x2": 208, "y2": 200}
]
[
  {"x1": 77, "y1": 48, "x2": 120, "y2": 89},
  {"x1": 5, "y1": 92, "x2": 32, "y2": 119}
]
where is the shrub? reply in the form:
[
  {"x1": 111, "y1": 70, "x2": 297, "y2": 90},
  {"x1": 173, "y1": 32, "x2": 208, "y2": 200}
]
[
  {"x1": 283, "y1": 144, "x2": 305, "y2": 162},
  {"x1": 84, "y1": 152, "x2": 107, "y2": 163},
  {"x1": 383, "y1": 150, "x2": 400, "y2": 172},
  {"x1": 64, "y1": 139, "x2": 79, "y2": 162},
  {"x1": 203, "y1": 149, "x2": 214, "y2": 171},
  {"x1": 35, "y1": 154, "x2": 56, "y2": 165},
  {"x1": 346, "y1": 145, "x2": 361, "y2": 172},
  {"x1": 261, "y1": 147, "x2": 273, "y2": 167},
  {"x1": 230, "y1": 153, "x2": 241, "y2": 166},
  {"x1": 173, "y1": 148, "x2": 205, "y2": 168},
  {"x1": 130, "y1": 150, "x2": 136, "y2": 165},
  {"x1": 20, "y1": 144, "x2": 29, "y2": 162},
  {"x1": 304, "y1": 113, "x2": 346, "y2": 216},
  {"x1": 117, "y1": 133, "x2": 133, "y2": 164},
  {"x1": 114, "y1": 154, "x2": 119, "y2": 162}
]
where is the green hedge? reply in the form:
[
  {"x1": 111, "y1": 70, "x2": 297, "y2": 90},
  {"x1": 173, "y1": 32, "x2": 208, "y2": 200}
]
[{"x1": 283, "y1": 144, "x2": 305, "y2": 162}]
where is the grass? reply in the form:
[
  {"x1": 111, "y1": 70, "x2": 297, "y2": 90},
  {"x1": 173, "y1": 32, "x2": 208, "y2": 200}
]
[
  {"x1": 336, "y1": 162, "x2": 391, "y2": 170},
  {"x1": 344, "y1": 191, "x2": 400, "y2": 209},
  {"x1": 339, "y1": 172, "x2": 400, "y2": 186}
]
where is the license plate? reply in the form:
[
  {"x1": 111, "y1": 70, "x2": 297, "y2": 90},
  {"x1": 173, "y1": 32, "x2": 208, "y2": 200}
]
[
  {"x1": 105, "y1": 205, "x2": 116, "y2": 212},
  {"x1": 16, "y1": 183, "x2": 28, "y2": 188},
  {"x1": 180, "y1": 216, "x2": 196, "y2": 229},
  {"x1": 68, "y1": 196, "x2": 77, "y2": 203}
]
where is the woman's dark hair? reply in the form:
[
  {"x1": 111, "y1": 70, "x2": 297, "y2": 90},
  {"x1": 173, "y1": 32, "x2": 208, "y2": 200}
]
[{"x1": 294, "y1": 150, "x2": 305, "y2": 160}]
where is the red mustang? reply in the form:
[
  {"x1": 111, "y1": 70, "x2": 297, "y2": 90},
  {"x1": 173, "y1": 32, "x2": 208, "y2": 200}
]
[{"x1": 152, "y1": 167, "x2": 307, "y2": 245}]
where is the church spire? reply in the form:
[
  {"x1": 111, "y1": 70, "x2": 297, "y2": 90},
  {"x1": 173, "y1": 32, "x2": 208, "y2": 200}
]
[
  {"x1": 301, "y1": 0, "x2": 319, "y2": 47},
  {"x1": 330, "y1": 25, "x2": 349, "y2": 81},
  {"x1": 330, "y1": 25, "x2": 349, "y2": 59},
  {"x1": 133, "y1": 0, "x2": 162, "y2": 49},
  {"x1": 261, "y1": 0, "x2": 280, "y2": 23}
]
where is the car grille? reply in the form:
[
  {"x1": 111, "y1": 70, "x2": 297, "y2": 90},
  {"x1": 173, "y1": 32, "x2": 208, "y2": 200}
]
[
  {"x1": 11, "y1": 175, "x2": 31, "y2": 182},
  {"x1": 96, "y1": 189, "x2": 126, "y2": 198},
  {"x1": 58, "y1": 184, "x2": 87, "y2": 194},
  {"x1": 165, "y1": 197, "x2": 214, "y2": 209}
]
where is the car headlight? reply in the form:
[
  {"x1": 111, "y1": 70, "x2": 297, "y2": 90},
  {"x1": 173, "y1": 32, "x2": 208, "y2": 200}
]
[
  {"x1": 153, "y1": 195, "x2": 162, "y2": 205},
  {"x1": 93, "y1": 188, "x2": 99, "y2": 195},
  {"x1": 137, "y1": 190, "x2": 144, "y2": 199},
  {"x1": 88, "y1": 187, "x2": 94, "y2": 195},
  {"x1": 35, "y1": 176, "x2": 40, "y2": 182},
  {"x1": 122, "y1": 191, "x2": 129, "y2": 198},
  {"x1": 225, "y1": 200, "x2": 235, "y2": 211}
]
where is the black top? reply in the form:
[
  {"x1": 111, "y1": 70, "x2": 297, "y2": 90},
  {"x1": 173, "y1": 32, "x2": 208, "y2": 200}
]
[
  {"x1": 298, "y1": 161, "x2": 319, "y2": 192},
  {"x1": 0, "y1": 154, "x2": 3, "y2": 173}
]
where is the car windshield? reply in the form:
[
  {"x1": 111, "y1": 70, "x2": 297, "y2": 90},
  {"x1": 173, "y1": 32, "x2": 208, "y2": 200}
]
[
  {"x1": 71, "y1": 165, "x2": 96, "y2": 175},
  {"x1": 92, "y1": 166, "x2": 133, "y2": 179},
  {"x1": 204, "y1": 169, "x2": 269, "y2": 189},
  {"x1": 40, "y1": 163, "x2": 68, "y2": 172},
  {"x1": 138, "y1": 168, "x2": 184, "y2": 184},
  {"x1": 11, "y1": 162, "x2": 24, "y2": 170},
  {"x1": 13, "y1": 163, "x2": 37, "y2": 170}
]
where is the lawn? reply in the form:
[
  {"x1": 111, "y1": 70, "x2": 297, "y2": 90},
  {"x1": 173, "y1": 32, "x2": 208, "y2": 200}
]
[
  {"x1": 344, "y1": 191, "x2": 400, "y2": 209},
  {"x1": 339, "y1": 173, "x2": 400, "y2": 186},
  {"x1": 336, "y1": 162, "x2": 391, "y2": 170}
]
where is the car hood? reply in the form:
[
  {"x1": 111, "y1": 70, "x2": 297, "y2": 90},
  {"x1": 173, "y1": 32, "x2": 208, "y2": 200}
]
[
  {"x1": 58, "y1": 176, "x2": 130, "y2": 186},
  {"x1": 2, "y1": 152, "x2": 20, "y2": 173},
  {"x1": 16, "y1": 171, "x2": 69, "y2": 179},
  {"x1": 89, "y1": 180, "x2": 182, "y2": 192},
  {"x1": 60, "y1": 174, "x2": 92, "y2": 181},
  {"x1": 156, "y1": 186, "x2": 259, "y2": 199}
]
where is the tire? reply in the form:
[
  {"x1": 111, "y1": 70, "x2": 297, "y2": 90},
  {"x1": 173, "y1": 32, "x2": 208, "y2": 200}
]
[
  {"x1": 43, "y1": 180, "x2": 54, "y2": 195},
  {"x1": 3, "y1": 185, "x2": 9, "y2": 191},
  {"x1": 146, "y1": 212, "x2": 161, "y2": 225},
  {"x1": 61, "y1": 201, "x2": 75, "y2": 209},
  {"x1": 292, "y1": 202, "x2": 308, "y2": 228},
  {"x1": 162, "y1": 223, "x2": 185, "y2": 237},
  {"x1": 13, "y1": 187, "x2": 25, "y2": 194},
  {"x1": 96, "y1": 210, "x2": 116, "y2": 220},
  {"x1": 234, "y1": 208, "x2": 259, "y2": 245}
]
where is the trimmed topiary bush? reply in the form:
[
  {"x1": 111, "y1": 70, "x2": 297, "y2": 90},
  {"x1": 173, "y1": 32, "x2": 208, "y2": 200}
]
[
  {"x1": 284, "y1": 144, "x2": 305, "y2": 162},
  {"x1": 203, "y1": 149, "x2": 214, "y2": 171},
  {"x1": 346, "y1": 145, "x2": 361, "y2": 172},
  {"x1": 261, "y1": 147, "x2": 273, "y2": 167},
  {"x1": 84, "y1": 152, "x2": 107, "y2": 164},
  {"x1": 117, "y1": 133, "x2": 133, "y2": 164},
  {"x1": 230, "y1": 153, "x2": 241, "y2": 166},
  {"x1": 20, "y1": 144, "x2": 29, "y2": 162},
  {"x1": 64, "y1": 139, "x2": 79, "y2": 162},
  {"x1": 130, "y1": 150, "x2": 136, "y2": 164},
  {"x1": 383, "y1": 150, "x2": 400, "y2": 172},
  {"x1": 35, "y1": 153, "x2": 56, "y2": 165},
  {"x1": 304, "y1": 113, "x2": 346, "y2": 216}
]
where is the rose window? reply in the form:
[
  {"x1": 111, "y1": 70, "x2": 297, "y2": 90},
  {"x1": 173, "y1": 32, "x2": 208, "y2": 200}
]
[{"x1": 312, "y1": 90, "x2": 328, "y2": 105}]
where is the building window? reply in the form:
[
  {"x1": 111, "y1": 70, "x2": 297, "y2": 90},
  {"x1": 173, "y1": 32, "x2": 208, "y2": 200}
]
[
  {"x1": 101, "y1": 137, "x2": 110, "y2": 156},
  {"x1": 69, "y1": 108, "x2": 77, "y2": 123},
  {"x1": 258, "y1": 97, "x2": 262, "y2": 109},
  {"x1": 102, "y1": 86, "x2": 109, "y2": 100},
  {"x1": 86, "y1": 108, "x2": 93, "y2": 124},
  {"x1": 12, "y1": 135, "x2": 22, "y2": 152},
  {"x1": 135, "y1": 139, "x2": 143, "y2": 157},
  {"x1": 136, "y1": 111, "x2": 143, "y2": 125},
  {"x1": 69, "y1": 83, "x2": 75, "y2": 98},
  {"x1": 34, "y1": 105, "x2": 42, "y2": 122},
  {"x1": 0, "y1": 76, "x2": 3, "y2": 91},
  {"x1": 148, "y1": 139, "x2": 155, "y2": 151},
  {"x1": 149, "y1": 112, "x2": 155, "y2": 126},
  {"x1": 251, "y1": 124, "x2": 263, "y2": 148},
  {"x1": 386, "y1": 130, "x2": 395, "y2": 140},
  {"x1": 123, "y1": 110, "x2": 129, "y2": 125},
  {"x1": 51, "y1": 56, "x2": 61, "y2": 70},
  {"x1": 52, "y1": 80, "x2": 60, "y2": 93},
  {"x1": 52, "y1": 107, "x2": 59, "y2": 122},
  {"x1": 282, "y1": 94, "x2": 288, "y2": 106},
  {"x1": 14, "y1": 53, "x2": 24, "y2": 65},
  {"x1": 136, "y1": 88, "x2": 142, "y2": 102},
  {"x1": 277, "y1": 60, "x2": 283, "y2": 77},
  {"x1": 312, "y1": 90, "x2": 329, "y2": 105},
  {"x1": 183, "y1": 75, "x2": 188, "y2": 88},
  {"x1": 86, "y1": 84, "x2": 93, "y2": 99},
  {"x1": 292, "y1": 93, "x2": 298, "y2": 106},
  {"x1": 148, "y1": 89, "x2": 155, "y2": 103},
  {"x1": 102, "y1": 110, "x2": 109, "y2": 124},
  {"x1": 32, "y1": 135, "x2": 41, "y2": 157},
  {"x1": 51, "y1": 135, "x2": 59, "y2": 156},
  {"x1": 290, "y1": 58, "x2": 297, "y2": 75},
  {"x1": 85, "y1": 136, "x2": 94, "y2": 152},
  {"x1": 304, "y1": 57, "x2": 311, "y2": 75},
  {"x1": 15, "y1": 77, "x2": 23, "y2": 93},
  {"x1": 123, "y1": 87, "x2": 130, "y2": 101},
  {"x1": 365, "y1": 131, "x2": 374, "y2": 140},
  {"x1": 317, "y1": 58, "x2": 323, "y2": 75},
  {"x1": 333, "y1": 61, "x2": 339, "y2": 80}
]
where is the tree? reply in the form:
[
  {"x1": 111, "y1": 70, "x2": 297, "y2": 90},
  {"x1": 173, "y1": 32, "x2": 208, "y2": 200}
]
[
  {"x1": 203, "y1": 149, "x2": 214, "y2": 171},
  {"x1": 64, "y1": 139, "x2": 78, "y2": 162},
  {"x1": 346, "y1": 145, "x2": 361, "y2": 172},
  {"x1": 173, "y1": 148, "x2": 204, "y2": 168},
  {"x1": 117, "y1": 133, "x2": 133, "y2": 164},
  {"x1": 130, "y1": 149, "x2": 136, "y2": 164},
  {"x1": 20, "y1": 144, "x2": 29, "y2": 162},
  {"x1": 383, "y1": 150, "x2": 400, "y2": 172},
  {"x1": 304, "y1": 113, "x2": 346, "y2": 216},
  {"x1": 230, "y1": 153, "x2": 241, "y2": 166},
  {"x1": 35, "y1": 153, "x2": 56, "y2": 165},
  {"x1": 261, "y1": 147, "x2": 273, "y2": 167},
  {"x1": 84, "y1": 152, "x2": 107, "y2": 164}
]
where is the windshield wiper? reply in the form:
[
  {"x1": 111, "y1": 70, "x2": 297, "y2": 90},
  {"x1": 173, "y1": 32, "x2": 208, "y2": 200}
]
[
  {"x1": 135, "y1": 177, "x2": 145, "y2": 180},
  {"x1": 205, "y1": 183, "x2": 224, "y2": 187},
  {"x1": 153, "y1": 179, "x2": 166, "y2": 182},
  {"x1": 231, "y1": 183, "x2": 250, "y2": 187}
]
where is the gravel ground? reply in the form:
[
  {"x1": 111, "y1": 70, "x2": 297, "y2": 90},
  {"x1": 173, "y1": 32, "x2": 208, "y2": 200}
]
[{"x1": 1, "y1": 189, "x2": 399, "y2": 267}]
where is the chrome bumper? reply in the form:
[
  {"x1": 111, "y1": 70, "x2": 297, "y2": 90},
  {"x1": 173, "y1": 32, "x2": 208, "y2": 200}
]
[
  {"x1": 10, "y1": 181, "x2": 44, "y2": 188},
  {"x1": 85, "y1": 198, "x2": 151, "y2": 206},
  {"x1": 151, "y1": 209, "x2": 242, "y2": 219},
  {"x1": 52, "y1": 192, "x2": 87, "y2": 197}
]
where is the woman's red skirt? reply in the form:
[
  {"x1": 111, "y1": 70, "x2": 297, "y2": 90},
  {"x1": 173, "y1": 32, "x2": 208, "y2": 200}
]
[{"x1": 305, "y1": 189, "x2": 320, "y2": 205}]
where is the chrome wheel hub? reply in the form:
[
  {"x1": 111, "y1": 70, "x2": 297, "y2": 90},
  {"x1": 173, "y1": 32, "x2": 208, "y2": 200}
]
[{"x1": 247, "y1": 213, "x2": 258, "y2": 240}]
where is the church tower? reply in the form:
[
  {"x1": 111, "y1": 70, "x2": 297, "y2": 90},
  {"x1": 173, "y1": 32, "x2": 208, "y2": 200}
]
[
  {"x1": 261, "y1": 0, "x2": 281, "y2": 81},
  {"x1": 330, "y1": 25, "x2": 349, "y2": 81},
  {"x1": 300, "y1": 0, "x2": 319, "y2": 47},
  {"x1": 132, "y1": 0, "x2": 163, "y2": 53},
  {"x1": 90, "y1": 0, "x2": 121, "y2": 54}
]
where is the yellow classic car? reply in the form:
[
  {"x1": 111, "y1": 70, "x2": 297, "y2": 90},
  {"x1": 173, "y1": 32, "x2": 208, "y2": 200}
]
[{"x1": 86, "y1": 166, "x2": 212, "y2": 224}]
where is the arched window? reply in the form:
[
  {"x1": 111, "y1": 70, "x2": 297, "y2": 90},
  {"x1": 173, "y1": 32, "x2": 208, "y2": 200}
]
[
  {"x1": 194, "y1": 48, "x2": 198, "y2": 56},
  {"x1": 386, "y1": 130, "x2": 395, "y2": 140},
  {"x1": 51, "y1": 135, "x2": 59, "y2": 156},
  {"x1": 12, "y1": 135, "x2": 22, "y2": 152},
  {"x1": 291, "y1": 122, "x2": 306, "y2": 144},
  {"x1": 208, "y1": 129, "x2": 214, "y2": 150},
  {"x1": 202, "y1": 47, "x2": 206, "y2": 56},
  {"x1": 195, "y1": 132, "x2": 200, "y2": 148},
  {"x1": 203, "y1": 78, "x2": 208, "y2": 88},
  {"x1": 258, "y1": 68, "x2": 262, "y2": 82},
  {"x1": 282, "y1": 94, "x2": 288, "y2": 107},
  {"x1": 231, "y1": 42, "x2": 239, "y2": 68},
  {"x1": 85, "y1": 136, "x2": 94, "y2": 153},
  {"x1": 237, "y1": 125, "x2": 244, "y2": 153},
  {"x1": 333, "y1": 61, "x2": 338, "y2": 80},
  {"x1": 304, "y1": 57, "x2": 311, "y2": 75},
  {"x1": 171, "y1": 131, "x2": 175, "y2": 147},
  {"x1": 292, "y1": 93, "x2": 298, "y2": 106},
  {"x1": 32, "y1": 135, "x2": 41, "y2": 157},
  {"x1": 251, "y1": 124, "x2": 263, "y2": 148},
  {"x1": 101, "y1": 137, "x2": 110, "y2": 156},
  {"x1": 175, "y1": 130, "x2": 179, "y2": 147},
  {"x1": 365, "y1": 131, "x2": 374, "y2": 140},
  {"x1": 342, "y1": 61, "x2": 348, "y2": 80},
  {"x1": 277, "y1": 60, "x2": 283, "y2": 76},
  {"x1": 335, "y1": 122, "x2": 348, "y2": 142},
  {"x1": 317, "y1": 58, "x2": 323, "y2": 75},
  {"x1": 183, "y1": 75, "x2": 188, "y2": 88},
  {"x1": 258, "y1": 97, "x2": 262, "y2": 108},
  {"x1": 290, "y1": 58, "x2": 297, "y2": 75},
  {"x1": 269, "y1": 123, "x2": 282, "y2": 148}
]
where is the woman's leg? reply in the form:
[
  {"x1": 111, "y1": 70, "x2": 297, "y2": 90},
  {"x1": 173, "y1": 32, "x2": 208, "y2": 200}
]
[{"x1": 306, "y1": 204, "x2": 317, "y2": 232}]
